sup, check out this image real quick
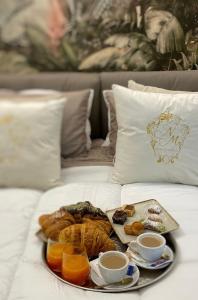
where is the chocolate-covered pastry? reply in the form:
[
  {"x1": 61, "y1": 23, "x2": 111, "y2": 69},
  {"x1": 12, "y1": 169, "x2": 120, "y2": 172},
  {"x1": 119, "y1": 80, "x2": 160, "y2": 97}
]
[{"x1": 112, "y1": 210, "x2": 127, "y2": 225}]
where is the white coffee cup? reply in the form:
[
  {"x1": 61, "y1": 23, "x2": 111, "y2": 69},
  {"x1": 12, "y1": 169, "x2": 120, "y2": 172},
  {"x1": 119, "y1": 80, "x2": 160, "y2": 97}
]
[
  {"x1": 98, "y1": 251, "x2": 129, "y2": 283},
  {"x1": 129, "y1": 232, "x2": 166, "y2": 261}
]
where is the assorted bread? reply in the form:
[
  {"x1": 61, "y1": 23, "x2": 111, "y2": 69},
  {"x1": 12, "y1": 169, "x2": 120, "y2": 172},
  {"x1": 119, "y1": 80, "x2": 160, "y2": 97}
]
[
  {"x1": 38, "y1": 201, "x2": 116, "y2": 257},
  {"x1": 39, "y1": 210, "x2": 76, "y2": 240},
  {"x1": 38, "y1": 201, "x2": 166, "y2": 257}
]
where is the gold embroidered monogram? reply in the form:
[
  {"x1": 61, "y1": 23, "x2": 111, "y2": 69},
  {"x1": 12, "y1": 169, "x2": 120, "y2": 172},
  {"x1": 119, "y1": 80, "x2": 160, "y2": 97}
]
[{"x1": 147, "y1": 111, "x2": 190, "y2": 164}]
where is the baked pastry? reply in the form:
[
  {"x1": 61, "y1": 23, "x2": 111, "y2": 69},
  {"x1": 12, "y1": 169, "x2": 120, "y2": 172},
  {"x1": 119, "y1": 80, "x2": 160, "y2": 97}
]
[
  {"x1": 61, "y1": 201, "x2": 107, "y2": 220},
  {"x1": 112, "y1": 210, "x2": 127, "y2": 225},
  {"x1": 148, "y1": 214, "x2": 162, "y2": 223},
  {"x1": 38, "y1": 209, "x2": 75, "y2": 240},
  {"x1": 123, "y1": 204, "x2": 135, "y2": 217},
  {"x1": 124, "y1": 221, "x2": 144, "y2": 235},
  {"x1": 59, "y1": 223, "x2": 116, "y2": 257},
  {"x1": 147, "y1": 205, "x2": 161, "y2": 214},
  {"x1": 143, "y1": 219, "x2": 165, "y2": 232},
  {"x1": 82, "y1": 217, "x2": 112, "y2": 235}
]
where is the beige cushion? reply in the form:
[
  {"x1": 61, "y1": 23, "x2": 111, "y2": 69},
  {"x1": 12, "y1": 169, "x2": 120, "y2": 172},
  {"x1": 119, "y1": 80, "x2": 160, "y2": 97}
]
[
  {"x1": 20, "y1": 89, "x2": 94, "y2": 157},
  {"x1": 103, "y1": 80, "x2": 197, "y2": 155},
  {"x1": 128, "y1": 80, "x2": 185, "y2": 93},
  {"x1": 0, "y1": 96, "x2": 65, "y2": 190},
  {"x1": 112, "y1": 84, "x2": 198, "y2": 185}
]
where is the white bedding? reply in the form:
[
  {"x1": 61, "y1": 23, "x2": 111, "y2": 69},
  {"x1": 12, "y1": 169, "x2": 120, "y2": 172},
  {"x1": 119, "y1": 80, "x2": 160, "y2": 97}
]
[{"x1": 1, "y1": 166, "x2": 198, "y2": 300}]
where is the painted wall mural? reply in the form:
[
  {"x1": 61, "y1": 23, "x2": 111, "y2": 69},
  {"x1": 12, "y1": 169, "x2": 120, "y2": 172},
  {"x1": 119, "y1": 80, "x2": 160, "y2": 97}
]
[{"x1": 0, "y1": 0, "x2": 198, "y2": 73}]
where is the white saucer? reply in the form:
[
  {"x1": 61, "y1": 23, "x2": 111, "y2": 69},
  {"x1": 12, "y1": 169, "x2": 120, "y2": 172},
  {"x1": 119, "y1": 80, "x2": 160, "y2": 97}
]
[
  {"x1": 128, "y1": 245, "x2": 174, "y2": 270},
  {"x1": 90, "y1": 260, "x2": 139, "y2": 290}
]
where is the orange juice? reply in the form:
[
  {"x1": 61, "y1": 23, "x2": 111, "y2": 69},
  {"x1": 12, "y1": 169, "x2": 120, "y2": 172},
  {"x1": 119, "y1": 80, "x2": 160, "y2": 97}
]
[
  {"x1": 62, "y1": 243, "x2": 90, "y2": 285},
  {"x1": 47, "y1": 242, "x2": 65, "y2": 272},
  {"x1": 62, "y1": 254, "x2": 90, "y2": 285}
]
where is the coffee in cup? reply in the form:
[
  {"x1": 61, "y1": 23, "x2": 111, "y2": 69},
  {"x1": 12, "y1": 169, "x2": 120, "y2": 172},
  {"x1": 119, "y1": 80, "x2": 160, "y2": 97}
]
[
  {"x1": 129, "y1": 232, "x2": 166, "y2": 261},
  {"x1": 98, "y1": 251, "x2": 129, "y2": 283}
]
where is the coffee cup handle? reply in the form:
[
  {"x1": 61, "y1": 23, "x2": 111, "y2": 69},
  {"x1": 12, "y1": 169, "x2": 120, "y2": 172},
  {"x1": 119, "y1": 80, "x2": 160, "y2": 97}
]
[
  {"x1": 129, "y1": 241, "x2": 139, "y2": 253},
  {"x1": 99, "y1": 252, "x2": 104, "y2": 257}
]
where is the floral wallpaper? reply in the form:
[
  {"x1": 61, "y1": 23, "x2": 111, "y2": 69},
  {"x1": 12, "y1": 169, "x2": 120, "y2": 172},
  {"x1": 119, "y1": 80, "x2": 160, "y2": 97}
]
[{"x1": 0, "y1": 0, "x2": 198, "y2": 73}]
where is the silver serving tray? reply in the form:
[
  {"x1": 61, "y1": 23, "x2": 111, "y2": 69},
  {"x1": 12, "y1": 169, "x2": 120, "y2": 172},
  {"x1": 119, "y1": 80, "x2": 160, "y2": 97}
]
[{"x1": 42, "y1": 233, "x2": 177, "y2": 293}]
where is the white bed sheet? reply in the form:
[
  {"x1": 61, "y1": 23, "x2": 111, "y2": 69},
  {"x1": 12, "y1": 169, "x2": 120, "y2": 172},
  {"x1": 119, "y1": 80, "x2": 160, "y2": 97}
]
[
  {"x1": 0, "y1": 188, "x2": 42, "y2": 300},
  {"x1": 61, "y1": 166, "x2": 113, "y2": 183},
  {"x1": 1, "y1": 166, "x2": 198, "y2": 300}
]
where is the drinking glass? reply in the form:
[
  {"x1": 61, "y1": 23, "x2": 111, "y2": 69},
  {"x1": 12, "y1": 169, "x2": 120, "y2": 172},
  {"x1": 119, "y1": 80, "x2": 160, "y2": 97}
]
[
  {"x1": 62, "y1": 242, "x2": 90, "y2": 286},
  {"x1": 46, "y1": 239, "x2": 65, "y2": 272}
]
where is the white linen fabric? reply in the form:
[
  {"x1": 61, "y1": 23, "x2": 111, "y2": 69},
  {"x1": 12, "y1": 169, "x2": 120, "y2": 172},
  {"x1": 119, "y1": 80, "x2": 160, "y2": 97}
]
[
  {"x1": 102, "y1": 81, "x2": 195, "y2": 153},
  {"x1": 112, "y1": 84, "x2": 198, "y2": 185},
  {"x1": 0, "y1": 166, "x2": 198, "y2": 300},
  {"x1": 128, "y1": 79, "x2": 194, "y2": 93},
  {"x1": 20, "y1": 88, "x2": 94, "y2": 152},
  {"x1": 0, "y1": 97, "x2": 65, "y2": 189}
]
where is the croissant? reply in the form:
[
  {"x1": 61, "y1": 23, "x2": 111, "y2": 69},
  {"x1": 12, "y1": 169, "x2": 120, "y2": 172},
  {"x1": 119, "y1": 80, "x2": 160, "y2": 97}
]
[
  {"x1": 59, "y1": 223, "x2": 116, "y2": 257},
  {"x1": 82, "y1": 217, "x2": 112, "y2": 235},
  {"x1": 38, "y1": 209, "x2": 75, "y2": 240}
]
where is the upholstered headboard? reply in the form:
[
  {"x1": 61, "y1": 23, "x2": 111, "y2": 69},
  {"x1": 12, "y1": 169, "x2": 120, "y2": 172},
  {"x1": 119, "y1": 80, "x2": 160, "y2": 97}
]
[{"x1": 0, "y1": 71, "x2": 198, "y2": 139}]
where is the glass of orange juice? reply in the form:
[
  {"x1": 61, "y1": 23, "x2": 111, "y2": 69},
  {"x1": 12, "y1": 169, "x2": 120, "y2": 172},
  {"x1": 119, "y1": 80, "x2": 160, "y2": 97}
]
[
  {"x1": 62, "y1": 242, "x2": 90, "y2": 286},
  {"x1": 46, "y1": 239, "x2": 65, "y2": 272}
]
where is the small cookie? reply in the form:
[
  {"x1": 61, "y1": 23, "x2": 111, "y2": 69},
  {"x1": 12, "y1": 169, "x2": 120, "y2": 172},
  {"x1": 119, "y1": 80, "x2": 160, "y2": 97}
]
[
  {"x1": 124, "y1": 224, "x2": 134, "y2": 235},
  {"x1": 143, "y1": 219, "x2": 165, "y2": 232},
  {"x1": 112, "y1": 210, "x2": 127, "y2": 225},
  {"x1": 123, "y1": 204, "x2": 135, "y2": 217},
  {"x1": 124, "y1": 221, "x2": 144, "y2": 236},
  {"x1": 148, "y1": 205, "x2": 161, "y2": 214},
  {"x1": 148, "y1": 214, "x2": 162, "y2": 223}
]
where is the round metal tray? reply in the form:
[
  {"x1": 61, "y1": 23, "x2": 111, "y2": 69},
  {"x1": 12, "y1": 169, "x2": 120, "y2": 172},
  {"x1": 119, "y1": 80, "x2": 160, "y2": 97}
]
[{"x1": 42, "y1": 233, "x2": 177, "y2": 293}]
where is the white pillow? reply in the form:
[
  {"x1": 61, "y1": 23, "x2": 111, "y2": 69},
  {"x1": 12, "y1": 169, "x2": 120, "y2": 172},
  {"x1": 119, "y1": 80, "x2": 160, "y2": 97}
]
[
  {"x1": 128, "y1": 79, "x2": 186, "y2": 93},
  {"x1": 0, "y1": 96, "x2": 65, "y2": 190},
  {"x1": 20, "y1": 89, "x2": 94, "y2": 152},
  {"x1": 112, "y1": 84, "x2": 198, "y2": 186}
]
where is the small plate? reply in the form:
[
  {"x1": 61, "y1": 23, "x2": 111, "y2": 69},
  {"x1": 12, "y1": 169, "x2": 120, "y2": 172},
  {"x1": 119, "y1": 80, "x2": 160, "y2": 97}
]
[
  {"x1": 127, "y1": 245, "x2": 174, "y2": 270},
  {"x1": 106, "y1": 199, "x2": 179, "y2": 244},
  {"x1": 90, "y1": 260, "x2": 139, "y2": 290}
]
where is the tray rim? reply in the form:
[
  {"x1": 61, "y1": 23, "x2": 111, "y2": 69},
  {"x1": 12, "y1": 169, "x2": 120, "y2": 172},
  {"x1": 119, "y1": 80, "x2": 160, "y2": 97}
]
[
  {"x1": 106, "y1": 199, "x2": 180, "y2": 244},
  {"x1": 41, "y1": 232, "x2": 178, "y2": 293}
]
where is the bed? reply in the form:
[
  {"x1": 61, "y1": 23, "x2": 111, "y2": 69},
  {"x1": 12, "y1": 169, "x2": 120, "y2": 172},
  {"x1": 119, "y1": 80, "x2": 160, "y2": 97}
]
[{"x1": 1, "y1": 71, "x2": 198, "y2": 300}]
